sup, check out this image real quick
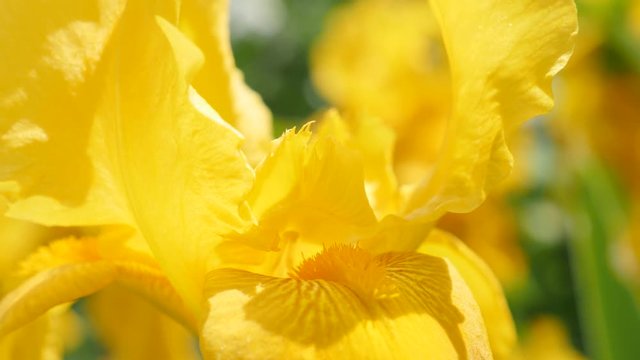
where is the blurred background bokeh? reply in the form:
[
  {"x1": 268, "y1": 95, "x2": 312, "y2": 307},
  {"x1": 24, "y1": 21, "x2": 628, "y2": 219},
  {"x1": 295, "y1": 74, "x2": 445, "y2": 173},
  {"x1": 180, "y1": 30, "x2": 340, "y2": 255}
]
[{"x1": 29, "y1": 0, "x2": 640, "y2": 358}]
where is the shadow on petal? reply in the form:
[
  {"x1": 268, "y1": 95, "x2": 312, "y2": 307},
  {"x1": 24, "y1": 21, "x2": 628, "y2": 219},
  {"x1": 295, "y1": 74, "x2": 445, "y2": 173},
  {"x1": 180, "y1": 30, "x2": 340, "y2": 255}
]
[{"x1": 202, "y1": 252, "x2": 489, "y2": 359}]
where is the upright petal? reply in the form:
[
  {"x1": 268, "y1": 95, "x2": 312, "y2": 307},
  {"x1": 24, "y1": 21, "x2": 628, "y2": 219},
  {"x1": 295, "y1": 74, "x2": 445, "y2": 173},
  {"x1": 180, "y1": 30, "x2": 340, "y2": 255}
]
[
  {"x1": 179, "y1": 0, "x2": 273, "y2": 164},
  {"x1": 1, "y1": 1, "x2": 255, "y2": 313},
  {"x1": 404, "y1": 0, "x2": 578, "y2": 219},
  {"x1": 315, "y1": 112, "x2": 400, "y2": 219},
  {"x1": 97, "y1": 6, "x2": 253, "y2": 313},
  {"x1": 225, "y1": 116, "x2": 378, "y2": 276}
]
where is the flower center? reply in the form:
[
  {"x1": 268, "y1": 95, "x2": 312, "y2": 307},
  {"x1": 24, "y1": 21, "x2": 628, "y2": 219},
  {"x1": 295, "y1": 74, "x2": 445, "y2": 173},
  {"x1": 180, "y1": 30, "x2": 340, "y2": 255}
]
[{"x1": 292, "y1": 244, "x2": 397, "y2": 299}]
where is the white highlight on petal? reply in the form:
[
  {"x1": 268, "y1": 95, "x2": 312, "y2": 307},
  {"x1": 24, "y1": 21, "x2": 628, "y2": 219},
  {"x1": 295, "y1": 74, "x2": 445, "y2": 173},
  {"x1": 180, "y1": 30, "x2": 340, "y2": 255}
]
[
  {"x1": 188, "y1": 86, "x2": 244, "y2": 140},
  {"x1": 2, "y1": 119, "x2": 49, "y2": 148}
]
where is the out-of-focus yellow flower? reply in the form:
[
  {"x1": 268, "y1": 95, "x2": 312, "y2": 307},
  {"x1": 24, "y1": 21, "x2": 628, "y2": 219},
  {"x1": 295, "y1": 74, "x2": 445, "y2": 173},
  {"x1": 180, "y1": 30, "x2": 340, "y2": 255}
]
[
  {"x1": 633, "y1": 0, "x2": 640, "y2": 38},
  {"x1": 513, "y1": 316, "x2": 585, "y2": 360},
  {"x1": 312, "y1": 0, "x2": 449, "y2": 187},
  {"x1": 0, "y1": 0, "x2": 576, "y2": 359}
]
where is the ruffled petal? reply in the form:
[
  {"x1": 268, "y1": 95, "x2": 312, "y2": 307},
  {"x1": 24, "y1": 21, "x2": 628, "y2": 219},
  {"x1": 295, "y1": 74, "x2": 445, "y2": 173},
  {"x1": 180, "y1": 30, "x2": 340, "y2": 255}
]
[
  {"x1": 226, "y1": 115, "x2": 378, "y2": 276},
  {"x1": 201, "y1": 248, "x2": 491, "y2": 359},
  {"x1": 419, "y1": 229, "x2": 516, "y2": 359},
  {"x1": 404, "y1": 0, "x2": 578, "y2": 219},
  {"x1": 179, "y1": 0, "x2": 273, "y2": 164}
]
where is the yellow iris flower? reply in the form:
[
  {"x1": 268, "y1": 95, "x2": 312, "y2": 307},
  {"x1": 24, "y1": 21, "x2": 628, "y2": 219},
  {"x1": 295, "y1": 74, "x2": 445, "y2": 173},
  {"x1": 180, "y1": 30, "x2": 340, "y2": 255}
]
[
  {"x1": 512, "y1": 316, "x2": 585, "y2": 360},
  {"x1": 311, "y1": 0, "x2": 542, "y2": 288},
  {"x1": 0, "y1": 0, "x2": 576, "y2": 359}
]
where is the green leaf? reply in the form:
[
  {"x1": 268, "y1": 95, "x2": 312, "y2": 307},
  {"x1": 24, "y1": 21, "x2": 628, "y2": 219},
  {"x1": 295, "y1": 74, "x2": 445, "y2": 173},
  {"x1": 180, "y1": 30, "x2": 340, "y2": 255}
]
[{"x1": 568, "y1": 159, "x2": 640, "y2": 360}]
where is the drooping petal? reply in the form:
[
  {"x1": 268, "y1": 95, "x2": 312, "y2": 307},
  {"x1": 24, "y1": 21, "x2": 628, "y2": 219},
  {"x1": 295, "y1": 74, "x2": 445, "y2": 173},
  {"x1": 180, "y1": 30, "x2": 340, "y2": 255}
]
[
  {"x1": 201, "y1": 247, "x2": 491, "y2": 359},
  {"x1": 179, "y1": 0, "x2": 273, "y2": 164},
  {"x1": 419, "y1": 229, "x2": 516, "y2": 360},
  {"x1": 0, "y1": 237, "x2": 196, "y2": 338},
  {"x1": 87, "y1": 286, "x2": 199, "y2": 360},
  {"x1": 404, "y1": 0, "x2": 578, "y2": 219}
]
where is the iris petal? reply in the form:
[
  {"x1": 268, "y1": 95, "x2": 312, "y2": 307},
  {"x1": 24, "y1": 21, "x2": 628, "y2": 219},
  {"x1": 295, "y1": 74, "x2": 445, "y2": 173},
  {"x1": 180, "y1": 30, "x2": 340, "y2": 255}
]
[
  {"x1": 179, "y1": 0, "x2": 273, "y2": 164},
  {"x1": 405, "y1": 0, "x2": 578, "y2": 219},
  {"x1": 201, "y1": 250, "x2": 491, "y2": 359},
  {"x1": 1, "y1": 1, "x2": 254, "y2": 313},
  {"x1": 419, "y1": 229, "x2": 516, "y2": 359},
  {"x1": 0, "y1": 237, "x2": 195, "y2": 337}
]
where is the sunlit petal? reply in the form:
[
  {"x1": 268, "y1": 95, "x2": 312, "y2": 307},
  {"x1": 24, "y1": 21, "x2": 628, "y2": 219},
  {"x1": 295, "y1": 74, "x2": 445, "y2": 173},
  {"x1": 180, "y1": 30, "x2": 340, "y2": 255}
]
[
  {"x1": 228, "y1": 117, "x2": 378, "y2": 275},
  {"x1": 405, "y1": 0, "x2": 578, "y2": 219},
  {"x1": 201, "y1": 247, "x2": 491, "y2": 359},
  {"x1": 419, "y1": 229, "x2": 516, "y2": 359},
  {"x1": 179, "y1": 0, "x2": 273, "y2": 164},
  {"x1": 1, "y1": 1, "x2": 254, "y2": 313}
]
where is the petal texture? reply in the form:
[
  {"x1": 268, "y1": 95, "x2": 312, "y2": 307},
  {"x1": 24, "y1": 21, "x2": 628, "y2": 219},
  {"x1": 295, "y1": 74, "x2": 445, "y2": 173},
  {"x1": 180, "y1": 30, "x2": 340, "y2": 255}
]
[
  {"x1": 201, "y1": 249, "x2": 491, "y2": 360},
  {"x1": 225, "y1": 118, "x2": 378, "y2": 276},
  {"x1": 179, "y1": 0, "x2": 273, "y2": 164},
  {"x1": 419, "y1": 229, "x2": 516, "y2": 359},
  {"x1": 0, "y1": 1, "x2": 254, "y2": 312}
]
